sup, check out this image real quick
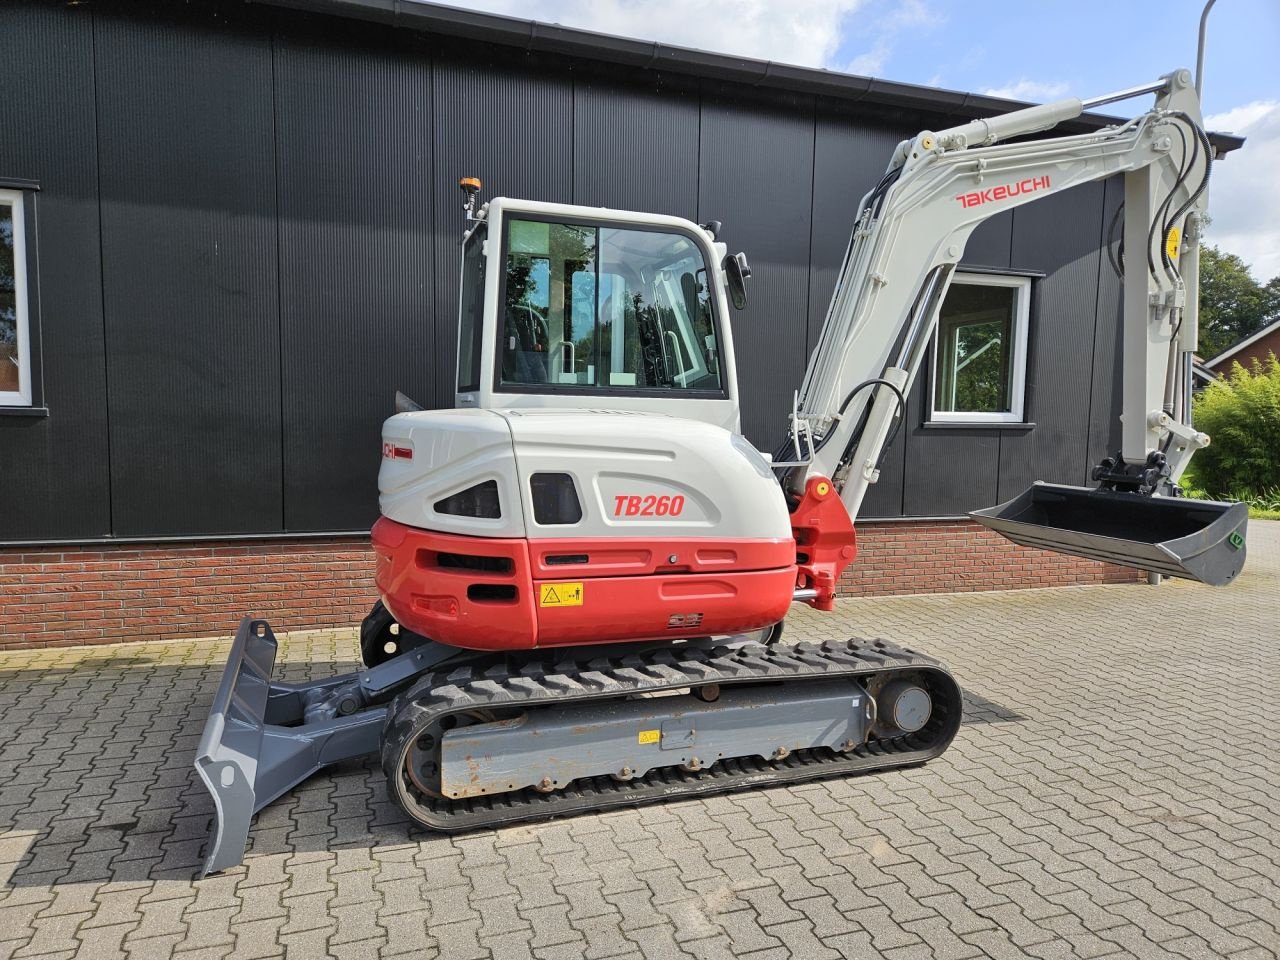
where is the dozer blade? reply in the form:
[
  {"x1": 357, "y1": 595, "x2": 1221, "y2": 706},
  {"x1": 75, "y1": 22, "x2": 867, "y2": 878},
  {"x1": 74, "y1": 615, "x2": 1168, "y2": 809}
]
[
  {"x1": 195, "y1": 617, "x2": 277, "y2": 877},
  {"x1": 970, "y1": 483, "x2": 1248, "y2": 586},
  {"x1": 194, "y1": 618, "x2": 387, "y2": 876}
]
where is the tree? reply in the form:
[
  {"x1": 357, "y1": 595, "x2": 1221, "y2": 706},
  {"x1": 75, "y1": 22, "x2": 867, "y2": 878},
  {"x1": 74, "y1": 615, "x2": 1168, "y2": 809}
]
[
  {"x1": 1196, "y1": 246, "x2": 1278, "y2": 359},
  {"x1": 1, "y1": 214, "x2": 16, "y2": 350},
  {"x1": 1187, "y1": 353, "x2": 1280, "y2": 496},
  {"x1": 952, "y1": 323, "x2": 1006, "y2": 412}
]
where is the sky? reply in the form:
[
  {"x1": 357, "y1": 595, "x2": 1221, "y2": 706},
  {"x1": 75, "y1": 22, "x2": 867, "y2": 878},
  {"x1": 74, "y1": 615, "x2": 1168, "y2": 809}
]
[{"x1": 440, "y1": 0, "x2": 1280, "y2": 282}]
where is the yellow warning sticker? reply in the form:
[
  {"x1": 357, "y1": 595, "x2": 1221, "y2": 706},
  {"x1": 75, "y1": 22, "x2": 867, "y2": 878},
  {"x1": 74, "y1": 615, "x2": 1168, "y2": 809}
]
[
  {"x1": 1166, "y1": 226, "x2": 1181, "y2": 262},
  {"x1": 539, "y1": 582, "x2": 584, "y2": 607},
  {"x1": 638, "y1": 729, "x2": 661, "y2": 745}
]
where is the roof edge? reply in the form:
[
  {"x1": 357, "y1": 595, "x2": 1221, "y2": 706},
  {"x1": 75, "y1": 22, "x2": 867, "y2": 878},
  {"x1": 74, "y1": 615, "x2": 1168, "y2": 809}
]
[
  {"x1": 1204, "y1": 317, "x2": 1280, "y2": 368},
  {"x1": 253, "y1": 0, "x2": 1245, "y2": 153}
]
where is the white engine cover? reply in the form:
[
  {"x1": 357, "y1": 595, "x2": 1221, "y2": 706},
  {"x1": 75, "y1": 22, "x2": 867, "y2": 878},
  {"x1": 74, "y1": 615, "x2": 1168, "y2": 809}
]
[{"x1": 379, "y1": 408, "x2": 791, "y2": 542}]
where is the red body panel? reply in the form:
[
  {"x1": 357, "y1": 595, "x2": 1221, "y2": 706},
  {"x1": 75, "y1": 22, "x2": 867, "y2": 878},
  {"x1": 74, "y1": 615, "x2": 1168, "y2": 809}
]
[
  {"x1": 372, "y1": 517, "x2": 797, "y2": 651},
  {"x1": 534, "y1": 569, "x2": 794, "y2": 646},
  {"x1": 526, "y1": 537, "x2": 793, "y2": 579},
  {"x1": 372, "y1": 518, "x2": 539, "y2": 651},
  {"x1": 790, "y1": 477, "x2": 859, "y2": 611}
]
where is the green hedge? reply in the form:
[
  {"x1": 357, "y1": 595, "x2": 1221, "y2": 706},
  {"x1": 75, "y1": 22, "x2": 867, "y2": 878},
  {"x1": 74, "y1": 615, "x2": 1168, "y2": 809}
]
[{"x1": 1188, "y1": 353, "x2": 1280, "y2": 496}]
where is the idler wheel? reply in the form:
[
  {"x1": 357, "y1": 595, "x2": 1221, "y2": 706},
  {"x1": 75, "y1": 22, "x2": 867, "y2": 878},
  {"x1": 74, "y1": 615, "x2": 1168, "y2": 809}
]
[{"x1": 876, "y1": 680, "x2": 932, "y2": 735}]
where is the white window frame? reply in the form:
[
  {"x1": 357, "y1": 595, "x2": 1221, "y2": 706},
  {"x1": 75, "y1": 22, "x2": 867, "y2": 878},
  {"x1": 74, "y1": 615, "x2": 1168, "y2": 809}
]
[
  {"x1": 929, "y1": 272, "x2": 1030, "y2": 424},
  {"x1": 0, "y1": 189, "x2": 31, "y2": 407}
]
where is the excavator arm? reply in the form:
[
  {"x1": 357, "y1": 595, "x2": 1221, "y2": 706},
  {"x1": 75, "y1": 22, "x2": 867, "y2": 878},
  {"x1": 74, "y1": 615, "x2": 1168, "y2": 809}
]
[{"x1": 783, "y1": 68, "x2": 1247, "y2": 588}]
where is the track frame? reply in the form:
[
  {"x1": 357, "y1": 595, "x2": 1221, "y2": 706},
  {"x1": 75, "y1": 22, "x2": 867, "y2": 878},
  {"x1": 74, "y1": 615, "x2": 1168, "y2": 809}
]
[
  {"x1": 381, "y1": 636, "x2": 962, "y2": 832},
  {"x1": 196, "y1": 618, "x2": 962, "y2": 876}
]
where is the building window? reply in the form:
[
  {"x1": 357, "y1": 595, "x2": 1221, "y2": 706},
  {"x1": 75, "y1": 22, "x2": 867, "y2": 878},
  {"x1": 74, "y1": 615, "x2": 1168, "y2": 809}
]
[
  {"x1": 0, "y1": 189, "x2": 32, "y2": 407},
  {"x1": 930, "y1": 273, "x2": 1030, "y2": 423},
  {"x1": 498, "y1": 217, "x2": 724, "y2": 394}
]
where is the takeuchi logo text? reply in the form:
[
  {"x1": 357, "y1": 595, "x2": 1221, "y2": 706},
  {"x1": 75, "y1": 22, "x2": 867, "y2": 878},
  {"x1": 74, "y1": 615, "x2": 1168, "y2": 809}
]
[{"x1": 955, "y1": 175, "x2": 1050, "y2": 208}]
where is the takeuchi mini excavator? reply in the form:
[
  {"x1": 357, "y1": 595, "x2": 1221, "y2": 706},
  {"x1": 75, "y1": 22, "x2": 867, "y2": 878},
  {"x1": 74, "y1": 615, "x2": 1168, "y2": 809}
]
[{"x1": 196, "y1": 68, "x2": 1248, "y2": 875}]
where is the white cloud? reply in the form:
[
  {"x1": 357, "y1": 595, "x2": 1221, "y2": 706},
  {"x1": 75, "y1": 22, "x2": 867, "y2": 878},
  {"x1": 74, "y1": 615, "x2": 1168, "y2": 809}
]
[
  {"x1": 840, "y1": 0, "x2": 941, "y2": 78},
  {"x1": 1207, "y1": 102, "x2": 1276, "y2": 132},
  {"x1": 846, "y1": 41, "x2": 890, "y2": 76},
  {"x1": 980, "y1": 79, "x2": 1070, "y2": 102},
  {"x1": 435, "y1": 0, "x2": 868, "y2": 69},
  {"x1": 437, "y1": 0, "x2": 943, "y2": 80},
  {"x1": 878, "y1": 0, "x2": 938, "y2": 32},
  {"x1": 1204, "y1": 100, "x2": 1280, "y2": 282}
]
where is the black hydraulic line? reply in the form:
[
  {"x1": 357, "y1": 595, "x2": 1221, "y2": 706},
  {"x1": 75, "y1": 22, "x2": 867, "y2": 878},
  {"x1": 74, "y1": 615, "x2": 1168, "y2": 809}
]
[
  {"x1": 775, "y1": 377, "x2": 908, "y2": 485},
  {"x1": 831, "y1": 378, "x2": 909, "y2": 474},
  {"x1": 1166, "y1": 122, "x2": 1214, "y2": 354},
  {"x1": 1147, "y1": 114, "x2": 1212, "y2": 354},
  {"x1": 872, "y1": 389, "x2": 908, "y2": 465},
  {"x1": 864, "y1": 166, "x2": 903, "y2": 219},
  {"x1": 1105, "y1": 200, "x2": 1125, "y2": 280},
  {"x1": 838, "y1": 377, "x2": 905, "y2": 417},
  {"x1": 1107, "y1": 114, "x2": 1210, "y2": 288},
  {"x1": 1149, "y1": 113, "x2": 1212, "y2": 287},
  {"x1": 1165, "y1": 119, "x2": 1213, "y2": 245},
  {"x1": 1148, "y1": 122, "x2": 1193, "y2": 280},
  {"x1": 1159, "y1": 124, "x2": 1196, "y2": 282}
]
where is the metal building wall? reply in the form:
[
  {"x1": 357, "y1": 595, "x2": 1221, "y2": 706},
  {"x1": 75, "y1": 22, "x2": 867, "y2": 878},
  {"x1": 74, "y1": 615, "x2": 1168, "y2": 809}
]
[
  {"x1": 94, "y1": 2, "x2": 283, "y2": 536},
  {"x1": 0, "y1": 0, "x2": 1124, "y2": 542},
  {"x1": 0, "y1": 3, "x2": 111, "y2": 540},
  {"x1": 273, "y1": 18, "x2": 436, "y2": 531}
]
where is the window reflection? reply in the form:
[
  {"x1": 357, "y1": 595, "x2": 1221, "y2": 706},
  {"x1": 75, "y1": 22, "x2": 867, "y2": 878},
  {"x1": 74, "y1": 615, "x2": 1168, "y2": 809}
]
[
  {"x1": 932, "y1": 278, "x2": 1028, "y2": 419},
  {"x1": 500, "y1": 218, "x2": 721, "y2": 393},
  {"x1": 0, "y1": 201, "x2": 19, "y2": 396},
  {"x1": 456, "y1": 223, "x2": 487, "y2": 393}
]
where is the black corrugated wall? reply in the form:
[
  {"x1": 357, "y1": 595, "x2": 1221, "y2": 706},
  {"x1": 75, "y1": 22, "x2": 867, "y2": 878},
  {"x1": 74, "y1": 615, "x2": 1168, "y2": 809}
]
[{"x1": 0, "y1": 0, "x2": 1122, "y2": 541}]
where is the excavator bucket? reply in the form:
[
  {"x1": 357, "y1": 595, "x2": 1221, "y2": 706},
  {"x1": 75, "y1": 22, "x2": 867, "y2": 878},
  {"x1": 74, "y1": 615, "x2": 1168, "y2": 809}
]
[{"x1": 970, "y1": 483, "x2": 1248, "y2": 586}]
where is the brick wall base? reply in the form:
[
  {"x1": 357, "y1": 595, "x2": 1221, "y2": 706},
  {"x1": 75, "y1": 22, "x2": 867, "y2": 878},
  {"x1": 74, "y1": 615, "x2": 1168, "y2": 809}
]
[
  {"x1": 839, "y1": 520, "x2": 1143, "y2": 597},
  {"x1": 0, "y1": 539, "x2": 375, "y2": 651},
  {"x1": 0, "y1": 520, "x2": 1142, "y2": 650}
]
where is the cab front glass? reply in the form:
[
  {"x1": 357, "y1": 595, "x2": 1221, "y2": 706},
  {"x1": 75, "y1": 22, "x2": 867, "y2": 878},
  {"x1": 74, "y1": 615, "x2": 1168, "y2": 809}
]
[{"x1": 496, "y1": 215, "x2": 726, "y2": 396}]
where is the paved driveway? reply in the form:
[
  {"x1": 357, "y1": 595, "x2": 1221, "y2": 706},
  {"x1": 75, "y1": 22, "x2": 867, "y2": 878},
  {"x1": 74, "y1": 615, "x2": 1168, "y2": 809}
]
[{"x1": 1, "y1": 523, "x2": 1277, "y2": 960}]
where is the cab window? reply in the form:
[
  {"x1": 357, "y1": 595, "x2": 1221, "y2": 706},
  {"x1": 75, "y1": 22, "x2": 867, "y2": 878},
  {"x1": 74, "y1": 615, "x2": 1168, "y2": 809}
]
[
  {"x1": 456, "y1": 223, "x2": 486, "y2": 393},
  {"x1": 499, "y1": 217, "x2": 722, "y2": 393}
]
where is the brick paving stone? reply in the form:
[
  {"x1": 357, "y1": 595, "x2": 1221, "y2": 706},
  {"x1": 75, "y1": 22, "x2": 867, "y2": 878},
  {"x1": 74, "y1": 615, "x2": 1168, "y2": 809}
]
[
  {"x1": 228, "y1": 916, "x2": 286, "y2": 959},
  {"x1": 123, "y1": 932, "x2": 188, "y2": 960},
  {"x1": 574, "y1": 912, "x2": 637, "y2": 959},
  {"x1": 73, "y1": 919, "x2": 137, "y2": 960},
  {"x1": 176, "y1": 906, "x2": 236, "y2": 953},
  {"x1": 0, "y1": 521, "x2": 1276, "y2": 958},
  {"x1": 900, "y1": 915, "x2": 987, "y2": 960},
  {"x1": 377, "y1": 912, "x2": 431, "y2": 958},
  {"x1": 171, "y1": 947, "x2": 234, "y2": 960}
]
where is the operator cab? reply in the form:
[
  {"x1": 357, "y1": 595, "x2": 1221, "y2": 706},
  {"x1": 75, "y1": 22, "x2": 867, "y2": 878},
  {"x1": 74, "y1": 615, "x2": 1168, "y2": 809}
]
[{"x1": 455, "y1": 194, "x2": 745, "y2": 433}]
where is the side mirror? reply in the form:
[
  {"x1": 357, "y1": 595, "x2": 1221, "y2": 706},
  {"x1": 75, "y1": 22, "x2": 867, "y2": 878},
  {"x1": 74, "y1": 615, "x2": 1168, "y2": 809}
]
[{"x1": 723, "y1": 252, "x2": 751, "y2": 311}]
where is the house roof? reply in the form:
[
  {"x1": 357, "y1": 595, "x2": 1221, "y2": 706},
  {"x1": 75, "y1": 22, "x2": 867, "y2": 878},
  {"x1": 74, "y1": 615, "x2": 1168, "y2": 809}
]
[
  {"x1": 1191, "y1": 360, "x2": 1217, "y2": 384},
  {"x1": 1204, "y1": 317, "x2": 1280, "y2": 369},
  {"x1": 255, "y1": 0, "x2": 1245, "y2": 154}
]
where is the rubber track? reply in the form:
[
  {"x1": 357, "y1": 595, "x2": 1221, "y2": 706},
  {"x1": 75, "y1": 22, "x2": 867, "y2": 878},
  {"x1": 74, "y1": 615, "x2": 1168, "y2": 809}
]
[{"x1": 381, "y1": 637, "x2": 964, "y2": 832}]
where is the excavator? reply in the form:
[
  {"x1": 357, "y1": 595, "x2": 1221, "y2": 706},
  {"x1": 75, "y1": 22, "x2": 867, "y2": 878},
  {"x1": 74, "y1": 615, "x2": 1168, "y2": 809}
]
[{"x1": 195, "y1": 66, "x2": 1248, "y2": 876}]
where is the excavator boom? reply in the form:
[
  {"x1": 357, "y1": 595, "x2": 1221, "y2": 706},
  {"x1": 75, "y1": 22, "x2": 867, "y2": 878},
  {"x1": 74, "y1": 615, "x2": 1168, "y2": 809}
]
[{"x1": 786, "y1": 68, "x2": 1245, "y2": 584}]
